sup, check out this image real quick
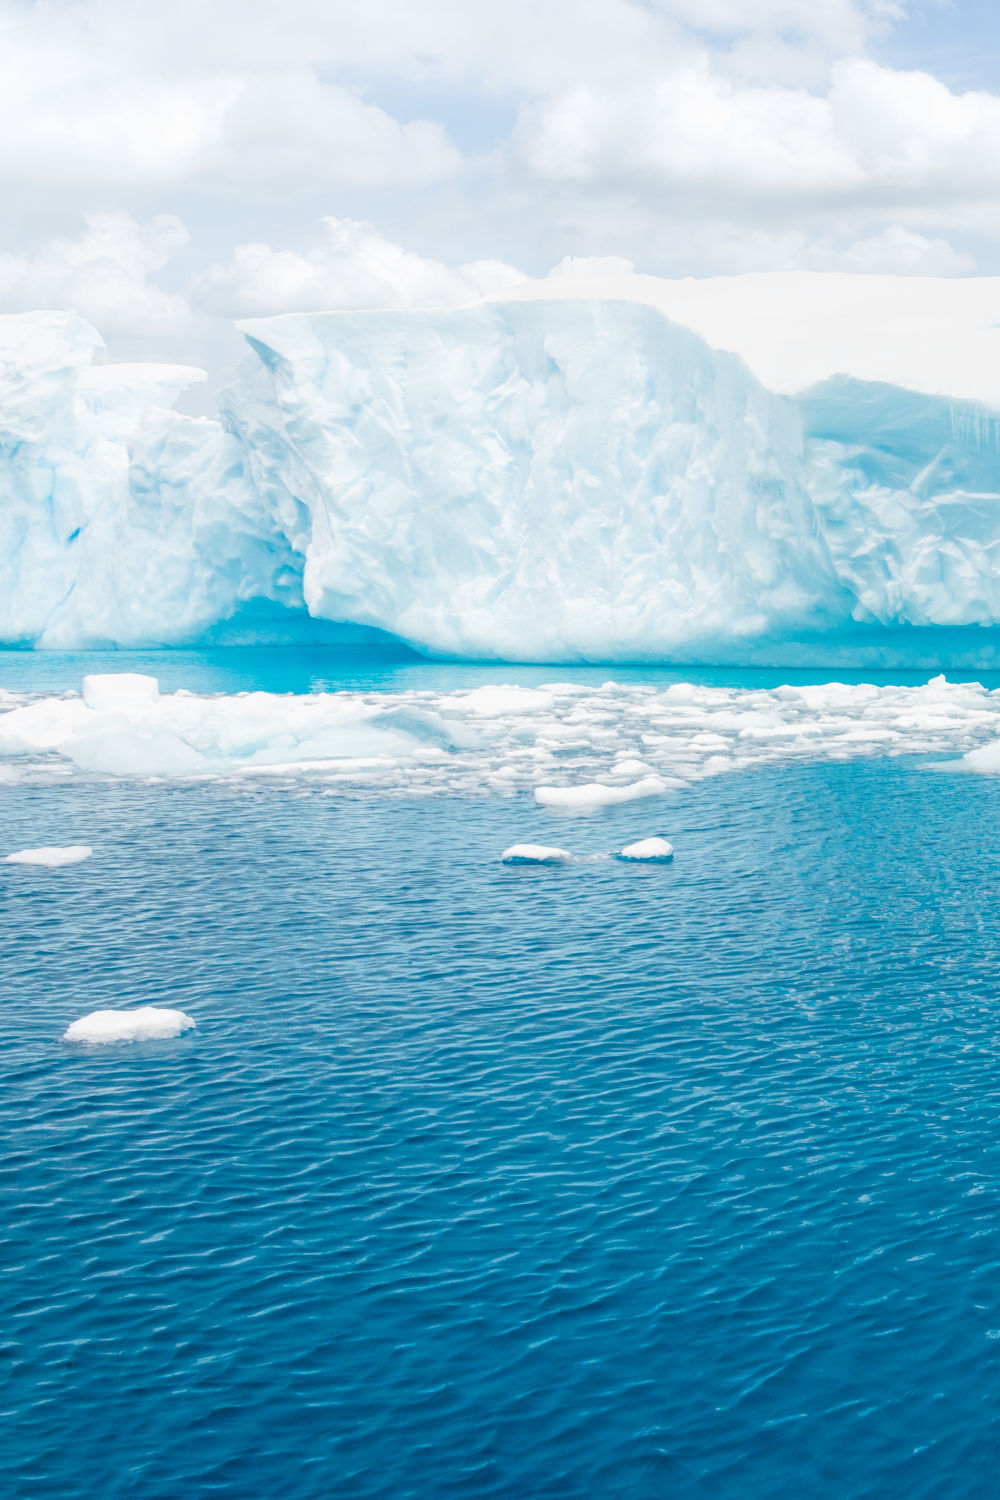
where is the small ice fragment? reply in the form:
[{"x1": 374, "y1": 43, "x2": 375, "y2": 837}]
[
  {"x1": 534, "y1": 775, "x2": 668, "y2": 809},
  {"x1": 63, "y1": 1007, "x2": 195, "y2": 1045},
  {"x1": 613, "y1": 758, "x2": 648, "y2": 777},
  {"x1": 4, "y1": 845, "x2": 93, "y2": 867},
  {"x1": 82, "y1": 674, "x2": 160, "y2": 711},
  {"x1": 618, "y1": 837, "x2": 674, "y2": 862},
  {"x1": 454, "y1": 686, "x2": 554, "y2": 716},
  {"x1": 501, "y1": 843, "x2": 573, "y2": 864}
]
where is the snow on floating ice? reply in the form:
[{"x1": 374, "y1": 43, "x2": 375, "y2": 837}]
[
  {"x1": 534, "y1": 776, "x2": 672, "y2": 810},
  {"x1": 618, "y1": 838, "x2": 674, "y2": 862},
  {"x1": 501, "y1": 844, "x2": 573, "y2": 864},
  {"x1": 62, "y1": 1007, "x2": 196, "y2": 1045},
  {"x1": 959, "y1": 741, "x2": 1000, "y2": 774},
  {"x1": 4, "y1": 674, "x2": 1000, "y2": 795},
  {"x1": 453, "y1": 687, "x2": 555, "y2": 716},
  {"x1": 82, "y1": 674, "x2": 160, "y2": 711},
  {"x1": 4, "y1": 845, "x2": 92, "y2": 867}
]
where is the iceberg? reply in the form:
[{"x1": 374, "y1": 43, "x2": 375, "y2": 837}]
[
  {"x1": 799, "y1": 376, "x2": 1000, "y2": 630},
  {"x1": 226, "y1": 301, "x2": 838, "y2": 660},
  {"x1": 6, "y1": 298, "x2": 1000, "y2": 663},
  {"x1": 0, "y1": 312, "x2": 317, "y2": 649}
]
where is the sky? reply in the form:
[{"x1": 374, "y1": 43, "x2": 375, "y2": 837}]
[{"x1": 2, "y1": 0, "x2": 999, "y2": 378}]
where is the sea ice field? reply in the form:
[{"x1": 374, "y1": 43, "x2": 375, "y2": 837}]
[{"x1": 7, "y1": 647, "x2": 1000, "y2": 1497}]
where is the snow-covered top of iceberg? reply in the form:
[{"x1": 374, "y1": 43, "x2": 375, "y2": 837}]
[{"x1": 503, "y1": 263, "x2": 1000, "y2": 408}]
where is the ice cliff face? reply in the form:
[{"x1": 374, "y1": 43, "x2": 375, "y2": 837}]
[
  {"x1": 4, "y1": 301, "x2": 1000, "y2": 660},
  {"x1": 225, "y1": 302, "x2": 839, "y2": 659},
  {"x1": 800, "y1": 376, "x2": 1000, "y2": 629},
  {"x1": 0, "y1": 312, "x2": 306, "y2": 648}
]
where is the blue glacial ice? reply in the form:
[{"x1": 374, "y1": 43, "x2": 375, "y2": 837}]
[{"x1": 5, "y1": 300, "x2": 1000, "y2": 662}]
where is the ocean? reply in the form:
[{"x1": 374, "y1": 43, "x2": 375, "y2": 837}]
[{"x1": 4, "y1": 649, "x2": 1000, "y2": 1497}]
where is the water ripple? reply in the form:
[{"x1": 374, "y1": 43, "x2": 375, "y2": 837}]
[{"x1": 4, "y1": 762, "x2": 1000, "y2": 1496}]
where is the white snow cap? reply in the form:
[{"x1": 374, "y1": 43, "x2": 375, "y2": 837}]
[
  {"x1": 501, "y1": 844, "x2": 573, "y2": 864},
  {"x1": 4, "y1": 845, "x2": 92, "y2": 867},
  {"x1": 62, "y1": 1007, "x2": 196, "y2": 1044},
  {"x1": 618, "y1": 838, "x2": 674, "y2": 861}
]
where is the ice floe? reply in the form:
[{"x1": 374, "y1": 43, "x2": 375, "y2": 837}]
[
  {"x1": 5, "y1": 672, "x2": 1000, "y2": 796},
  {"x1": 62, "y1": 1007, "x2": 196, "y2": 1044},
  {"x1": 501, "y1": 844, "x2": 574, "y2": 864},
  {"x1": 618, "y1": 838, "x2": 675, "y2": 861},
  {"x1": 82, "y1": 674, "x2": 160, "y2": 711},
  {"x1": 4, "y1": 845, "x2": 93, "y2": 867},
  {"x1": 535, "y1": 776, "x2": 672, "y2": 810}
]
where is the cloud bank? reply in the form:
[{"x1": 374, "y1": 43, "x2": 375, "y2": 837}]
[{"x1": 1, "y1": 0, "x2": 997, "y2": 373}]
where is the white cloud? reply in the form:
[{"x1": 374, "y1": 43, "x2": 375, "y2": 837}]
[
  {"x1": 829, "y1": 225, "x2": 975, "y2": 275},
  {"x1": 0, "y1": 0, "x2": 995, "y2": 328},
  {"x1": 0, "y1": 214, "x2": 193, "y2": 333},
  {"x1": 652, "y1": 0, "x2": 903, "y2": 52},
  {"x1": 0, "y1": 0, "x2": 914, "y2": 205},
  {"x1": 516, "y1": 57, "x2": 1000, "y2": 211},
  {"x1": 192, "y1": 218, "x2": 527, "y2": 315},
  {"x1": 548, "y1": 223, "x2": 974, "y2": 277},
  {"x1": 0, "y1": 4, "x2": 461, "y2": 194}
]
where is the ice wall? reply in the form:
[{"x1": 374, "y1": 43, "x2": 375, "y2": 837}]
[
  {"x1": 4, "y1": 301, "x2": 1000, "y2": 661},
  {"x1": 0, "y1": 312, "x2": 306, "y2": 647},
  {"x1": 800, "y1": 376, "x2": 1000, "y2": 628},
  {"x1": 224, "y1": 301, "x2": 842, "y2": 659}
]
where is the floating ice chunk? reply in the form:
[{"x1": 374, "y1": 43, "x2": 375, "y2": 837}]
[
  {"x1": 534, "y1": 775, "x2": 670, "y2": 809},
  {"x1": 4, "y1": 845, "x2": 92, "y2": 867},
  {"x1": 68, "y1": 728, "x2": 205, "y2": 776},
  {"x1": 501, "y1": 844, "x2": 573, "y2": 864},
  {"x1": 454, "y1": 687, "x2": 555, "y2": 716},
  {"x1": 960, "y1": 741, "x2": 1000, "y2": 773},
  {"x1": 618, "y1": 837, "x2": 674, "y2": 862},
  {"x1": 612, "y1": 758, "x2": 649, "y2": 777},
  {"x1": 63, "y1": 1007, "x2": 196, "y2": 1045},
  {"x1": 82, "y1": 674, "x2": 160, "y2": 711}
]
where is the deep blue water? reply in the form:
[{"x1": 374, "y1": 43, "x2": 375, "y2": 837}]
[{"x1": 6, "y1": 753, "x2": 1000, "y2": 1497}]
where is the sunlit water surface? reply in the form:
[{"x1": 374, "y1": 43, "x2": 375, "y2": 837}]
[{"x1": 4, "y1": 651, "x2": 1000, "y2": 1497}]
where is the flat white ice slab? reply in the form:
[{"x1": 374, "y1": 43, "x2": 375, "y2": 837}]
[
  {"x1": 618, "y1": 838, "x2": 674, "y2": 861},
  {"x1": 4, "y1": 845, "x2": 92, "y2": 867},
  {"x1": 63, "y1": 1006, "x2": 195, "y2": 1044},
  {"x1": 534, "y1": 776, "x2": 669, "y2": 809},
  {"x1": 82, "y1": 674, "x2": 160, "y2": 711},
  {"x1": 501, "y1": 843, "x2": 573, "y2": 864}
]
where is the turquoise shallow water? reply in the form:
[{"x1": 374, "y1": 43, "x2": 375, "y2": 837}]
[
  {"x1": 5, "y1": 726, "x2": 1000, "y2": 1496},
  {"x1": 5, "y1": 644, "x2": 1000, "y2": 697}
]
